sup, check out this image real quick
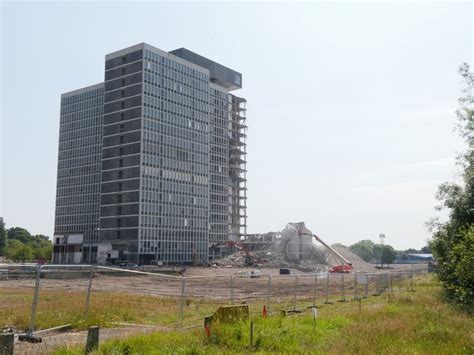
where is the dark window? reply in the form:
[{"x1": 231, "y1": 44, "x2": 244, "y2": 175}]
[
  {"x1": 120, "y1": 135, "x2": 124, "y2": 144},
  {"x1": 121, "y1": 90, "x2": 125, "y2": 98},
  {"x1": 117, "y1": 218, "x2": 121, "y2": 227},
  {"x1": 118, "y1": 183, "x2": 122, "y2": 191},
  {"x1": 121, "y1": 67, "x2": 126, "y2": 75},
  {"x1": 118, "y1": 194, "x2": 122, "y2": 203},
  {"x1": 118, "y1": 171, "x2": 123, "y2": 179},
  {"x1": 122, "y1": 78, "x2": 126, "y2": 87},
  {"x1": 117, "y1": 206, "x2": 122, "y2": 215},
  {"x1": 119, "y1": 159, "x2": 123, "y2": 167},
  {"x1": 117, "y1": 230, "x2": 121, "y2": 239},
  {"x1": 122, "y1": 56, "x2": 126, "y2": 64},
  {"x1": 119, "y1": 147, "x2": 124, "y2": 155},
  {"x1": 121, "y1": 112, "x2": 125, "y2": 121},
  {"x1": 120, "y1": 124, "x2": 124, "y2": 132},
  {"x1": 121, "y1": 101, "x2": 125, "y2": 109}
]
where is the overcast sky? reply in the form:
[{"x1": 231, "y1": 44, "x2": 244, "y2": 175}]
[{"x1": 1, "y1": 2, "x2": 472, "y2": 250}]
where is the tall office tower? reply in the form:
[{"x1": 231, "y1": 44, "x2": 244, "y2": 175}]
[
  {"x1": 53, "y1": 84, "x2": 104, "y2": 263},
  {"x1": 169, "y1": 49, "x2": 247, "y2": 247},
  {"x1": 53, "y1": 43, "x2": 246, "y2": 264}
]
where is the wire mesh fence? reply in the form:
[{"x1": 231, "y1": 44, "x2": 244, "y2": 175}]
[{"x1": 0, "y1": 263, "x2": 428, "y2": 352}]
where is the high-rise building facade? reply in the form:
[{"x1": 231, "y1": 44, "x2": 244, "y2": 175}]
[
  {"x1": 53, "y1": 43, "x2": 247, "y2": 264},
  {"x1": 53, "y1": 84, "x2": 104, "y2": 264}
]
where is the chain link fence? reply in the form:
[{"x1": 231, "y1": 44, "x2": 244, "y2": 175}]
[{"x1": 0, "y1": 264, "x2": 428, "y2": 347}]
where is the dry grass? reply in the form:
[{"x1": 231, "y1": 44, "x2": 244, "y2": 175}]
[{"x1": 52, "y1": 275, "x2": 474, "y2": 354}]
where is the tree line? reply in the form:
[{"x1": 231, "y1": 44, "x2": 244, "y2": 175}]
[
  {"x1": 0, "y1": 221, "x2": 52, "y2": 262},
  {"x1": 428, "y1": 63, "x2": 474, "y2": 313},
  {"x1": 348, "y1": 239, "x2": 415, "y2": 267}
]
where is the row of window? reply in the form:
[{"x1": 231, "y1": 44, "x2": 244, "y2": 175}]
[
  {"x1": 144, "y1": 50, "x2": 209, "y2": 82},
  {"x1": 144, "y1": 66, "x2": 209, "y2": 97}
]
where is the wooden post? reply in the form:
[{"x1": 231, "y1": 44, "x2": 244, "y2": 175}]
[
  {"x1": 85, "y1": 326, "x2": 99, "y2": 354},
  {"x1": 250, "y1": 321, "x2": 254, "y2": 346},
  {"x1": 0, "y1": 333, "x2": 14, "y2": 355}
]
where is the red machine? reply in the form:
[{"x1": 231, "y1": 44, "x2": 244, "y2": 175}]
[{"x1": 298, "y1": 230, "x2": 353, "y2": 273}]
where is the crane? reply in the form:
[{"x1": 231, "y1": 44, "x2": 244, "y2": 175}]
[{"x1": 297, "y1": 230, "x2": 353, "y2": 273}]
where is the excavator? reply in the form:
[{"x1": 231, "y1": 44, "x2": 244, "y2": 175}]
[{"x1": 297, "y1": 229, "x2": 353, "y2": 273}]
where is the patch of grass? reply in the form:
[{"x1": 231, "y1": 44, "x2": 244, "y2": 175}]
[{"x1": 54, "y1": 275, "x2": 474, "y2": 354}]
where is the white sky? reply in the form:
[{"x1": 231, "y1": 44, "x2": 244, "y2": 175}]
[{"x1": 1, "y1": 2, "x2": 472, "y2": 250}]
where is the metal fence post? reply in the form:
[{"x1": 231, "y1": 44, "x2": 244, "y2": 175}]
[
  {"x1": 398, "y1": 272, "x2": 402, "y2": 293},
  {"x1": 313, "y1": 274, "x2": 318, "y2": 307},
  {"x1": 364, "y1": 274, "x2": 368, "y2": 298},
  {"x1": 293, "y1": 275, "x2": 298, "y2": 311},
  {"x1": 353, "y1": 272, "x2": 358, "y2": 299},
  {"x1": 267, "y1": 274, "x2": 272, "y2": 311},
  {"x1": 340, "y1": 273, "x2": 346, "y2": 302},
  {"x1": 84, "y1": 266, "x2": 95, "y2": 317},
  {"x1": 324, "y1": 273, "x2": 331, "y2": 304},
  {"x1": 27, "y1": 265, "x2": 42, "y2": 336},
  {"x1": 179, "y1": 277, "x2": 186, "y2": 321},
  {"x1": 390, "y1": 272, "x2": 393, "y2": 297},
  {"x1": 230, "y1": 275, "x2": 234, "y2": 304}
]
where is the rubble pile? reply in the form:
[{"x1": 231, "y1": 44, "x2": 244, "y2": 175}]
[
  {"x1": 217, "y1": 222, "x2": 333, "y2": 272},
  {"x1": 216, "y1": 222, "x2": 378, "y2": 272}
]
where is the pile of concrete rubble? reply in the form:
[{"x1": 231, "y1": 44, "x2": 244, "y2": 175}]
[
  {"x1": 216, "y1": 222, "x2": 378, "y2": 272},
  {"x1": 217, "y1": 222, "x2": 332, "y2": 272}
]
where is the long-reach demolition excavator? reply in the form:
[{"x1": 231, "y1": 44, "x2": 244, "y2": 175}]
[{"x1": 297, "y1": 230, "x2": 353, "y2": 273}]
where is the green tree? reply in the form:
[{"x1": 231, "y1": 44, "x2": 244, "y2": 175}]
[
  {"x1": 373, "y1": 244, "x2": 383, "y2": 265},
  {"x1": 429, "y1": 63, "x2": 474, "y2": 313},
  {"x1": 35, "y1": 243, "x2": 53, "y2": 261},
  {"x1": 420, "y1": 246, "x2": 431, "y2": 254},
  {"x1": 7, "y1": 227, "x2": 32, "y2": 244},
  {"x1": 4, "y1": 239, "x2": 35, "y2": 261},
  {"x1": 349, "y1": 239, "x2": 375, "y2": 262},
  {"x1": 381, "y1": 246, "x2": 396, "y2": 267},
  {"x1": 3, "y1": 227, "x2": 52, "y2": 262},
  {"x1": 0, "y1": 219, "x2": 6, "y2": 255}
]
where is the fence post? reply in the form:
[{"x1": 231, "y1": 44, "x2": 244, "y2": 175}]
[
  {"x1": 324, "y1": 273, "x2": 331, "y2": 304},
  {"x1": 293, "y1": 275, "x2": 298, "y2": 311},
  {"x1": 410, "y1": 271, "x2": 415, "y2": 292},
  {"x1": 230, "y1": 275, "x2": 234, "y2": 304},
  {"x1": 313, "y1": 274, "x2": 318, "y2": 307},
  {"x1": 27, "y1": 265, "x2": 42, "y2": 337},
  {"x1": 84, "y1": 265, "x2": 95, "y2": 317},
  {"x1": 267, "y1": 274, "x2": 272, "y2": 312},
  {"x1": 85, "y1": 326, "x2": 99, "y2": 354},
  {"x1": 353, "y1": 272, "x2": 358, "y2": 299},
  {"x1": 364, "y1": 274, "x2": 368, "y2": 298},
  {"x1": 390, "y1": 272, "x2": 393, "y2": 297},
  {"x1": 0, "y1": 333, "x2": 14, "y2": 355},
  {"x1": 340, "y1": 273, "x2": 346, "y2": 302},
  {"x1": 179, "y1": 277, "x2": 186, "y2": 321},
  {"x1": 398, "y1": 272, "x2": 402, "y2": 293}
]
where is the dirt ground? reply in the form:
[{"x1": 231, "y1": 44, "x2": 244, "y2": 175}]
[{"x1": 0, "y1": 263, "x2": 424, "y2": 302}]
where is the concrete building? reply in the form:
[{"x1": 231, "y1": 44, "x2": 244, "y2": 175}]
[{"x1": 53, "y1": 43, "x2": 247, "y2": 265}]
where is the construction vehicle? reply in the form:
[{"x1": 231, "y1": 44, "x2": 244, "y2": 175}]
[{"x1": 297, "y1": 230, "x2": 353, "y2": 273}]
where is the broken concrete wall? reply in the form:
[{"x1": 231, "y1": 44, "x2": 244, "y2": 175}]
[{"x1": 279, "y1": 222, "x2": 314, "y2": 262}]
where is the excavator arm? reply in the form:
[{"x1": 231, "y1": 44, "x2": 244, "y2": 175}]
[{"x1": 298, "y1": 231, "x2": 353, "y2": 273}]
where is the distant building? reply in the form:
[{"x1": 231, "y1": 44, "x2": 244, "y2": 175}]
[
  {"x1": 407, "y1": 253, "x2": 433, "y2": 263},
  {"x1": 53, "y1": 43, "x2": 247, "y2": 265}
]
